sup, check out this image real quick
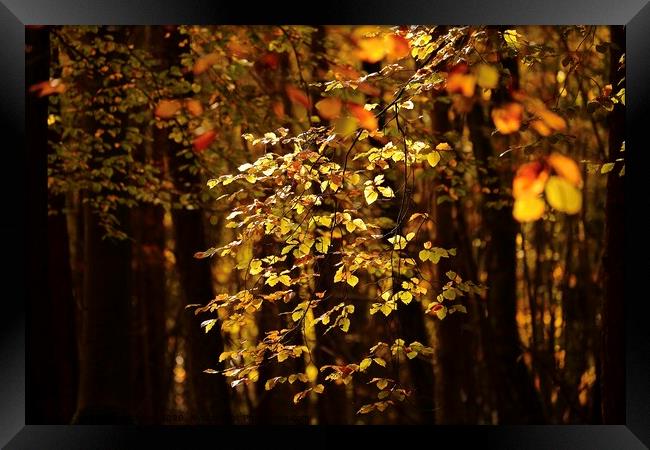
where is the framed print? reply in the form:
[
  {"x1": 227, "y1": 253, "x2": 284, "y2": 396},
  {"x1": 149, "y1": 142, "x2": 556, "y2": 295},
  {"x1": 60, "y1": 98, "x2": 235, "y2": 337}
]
[{"x1": 3, "y1": 0, "x2": 649, "y2": 448}]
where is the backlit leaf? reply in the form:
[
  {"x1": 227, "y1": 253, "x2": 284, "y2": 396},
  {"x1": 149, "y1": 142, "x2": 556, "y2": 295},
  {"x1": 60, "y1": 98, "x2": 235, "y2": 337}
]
[
  {"x1": 513, "y1": 196, "x2": 545, "y2": 222},
  {"x1": 545, "y1": 176, "x2": 582, "y2": 214}
]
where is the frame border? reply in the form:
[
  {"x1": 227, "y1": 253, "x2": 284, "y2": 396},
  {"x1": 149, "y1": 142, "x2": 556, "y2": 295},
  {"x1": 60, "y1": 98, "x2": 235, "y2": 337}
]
[{"x1": 4, "y1": 1, "x2": 649, "y2": 448}]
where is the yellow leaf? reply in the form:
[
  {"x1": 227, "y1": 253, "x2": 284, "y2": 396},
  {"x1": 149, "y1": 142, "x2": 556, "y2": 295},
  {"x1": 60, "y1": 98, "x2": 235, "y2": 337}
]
[
  {"x1": 352, "y1": 218, "x2": 367, "y2": 231},
  {"x1": 376, "y1": 379, "x2": 388, "y2": 390},
  {"x1": 334, "y1": 116, "x2": 359, "y2": 136},
  {"x1": 278, "y1": 274, "x2": 292, "y2": 286},
  {"x1": 476, "y1": 64, "x2": 499, "y2": 89},
  {"x1": 377, "y1": 186, "x2": 394, "y2": 198},
  {"x1": 347, "y1": 274, "x2": 359, "y2": 287},
  {"x1": 340, "y1": 317, "x2": 351, "y2": 332},
  {"x1": 360, "y1": 358, "x2": 372, "y2": 371},
  {"x1": 388, "y1": 235, "x2": 407, "y2": 250},
  {"x1": 364, "y1": 186, "x2": 379, "y2": 205},
  {"x1": 545, "y1": 176, "x2": 582, "y2": 214},
  {"x1": 399, "y1": 291, "x2": 413, "y2": 304},
  {"x1": 380, "y1": 303, "x2": 394, "y2": 316},
  {"x1": 313, "y1": 384, "x2": 325, "y2": 394},
  {"x1": 333, "y1": 266, "x2": 345, "y2": 283},
  {"x1": 249, "y1": 260, "x2": 263, "y2": 275},
  {"x1": 374, "y1": 357, "x2": 387, "y2": 367},
  {"x1": 513, "y1": 196, "x2": 546, "y2": 222},
  {"x1": 427, "y1": 151, "x2": 441, "y2": 168},
  {"x1": 435, "y1": 142, "x2": 452, "y2": 151}
]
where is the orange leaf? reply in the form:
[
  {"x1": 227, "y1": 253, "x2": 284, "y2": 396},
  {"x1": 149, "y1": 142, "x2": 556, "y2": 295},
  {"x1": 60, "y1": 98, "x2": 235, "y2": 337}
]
[
  {"x1": 332, "y1": 65, "x2": 361, "y2": 81},
  {"x1": 286, "y1": 85, "x2": 311, "y2": 109},
  {"x1": 538, "y1": 109, "x2": 566, "y2": 131},
  {"x1": 193, "y1": 53, "x2": 222, "y2": 75},
  {"x1": 185, "y1": 99, "x2": 203, "y2": 117},
  {"x1": 315, "y1": 97, "x2": 342, "y2": 120},
  {"x1": 347, "y1": 103, "x2": 378, "y2": 131},
  {"x1": 492, "y1": 102, "x2": 523, "y2": 134},
  {"x1": 513, "y1": 161, "x2": 549, "y2": 199},
  {"x1": 446, "y1": 73, "x2": 476, "y2": 97},
  {"x1": 29, "y1": 79, "x2": 66, "y2": 97},
  {"x1": 356, "y1": 37, "x2": 386, "y2": 63},
  {"x1": 526, "y1": 98, "x2": 566, "y2": 132},
  {"x1": 154, "y1": 99, "x2": 182, "y2": 119},
  {"x1": 193, "y1": 130, "x2": 217, "y2": 152},
  {"x1": 272, "y1": 100, "x2": 285, "y2": 120},
  {"x1": 358, "y1": 82, "x2": 382, "y2": 97},
  {"x1": 530, "y1": 119, "x2": 552, "y2": 136},
  {"x1": 547, "y1": 153, "x2": 582, "y2": 187},
  {"x1": 385, "y1": 34, "x2": 410, "y2": 60}
]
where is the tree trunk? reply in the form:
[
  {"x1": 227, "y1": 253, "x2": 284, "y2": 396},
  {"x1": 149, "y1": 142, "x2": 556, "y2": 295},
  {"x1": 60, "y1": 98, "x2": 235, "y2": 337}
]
[
  {"x1": 73, "y1": 204, "x2": 133, "y2": 424},
  {"x1": 432, "y1": 101, "x2": 474, "y2": 424},
  {"x1": 469, "y1": 100, "x2": 544, "y2": 423}
]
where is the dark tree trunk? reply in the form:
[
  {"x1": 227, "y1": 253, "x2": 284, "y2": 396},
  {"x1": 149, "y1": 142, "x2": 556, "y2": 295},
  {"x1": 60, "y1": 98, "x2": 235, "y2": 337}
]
[
  {"x1": 27, "y1": 26, "x2": 79, "y2": 424},
  {"x1": 469, "y1": 86, "x2": 544, "y2": 423},
  {"x1": 601, "y1": 24, "x2": 625, "y2": 424},
  {"x1": 127, "y1": 25, "x2": 171, "y2": 426},
  {"x1": 432, "y1": 101, "x2": 473, "y2": 424},
  {"x1": 73, "y1": 204, "x2": 133, "y2": 424},
  {"x1": 171, "y1": 207, "x2": 232, "y2": 425}
]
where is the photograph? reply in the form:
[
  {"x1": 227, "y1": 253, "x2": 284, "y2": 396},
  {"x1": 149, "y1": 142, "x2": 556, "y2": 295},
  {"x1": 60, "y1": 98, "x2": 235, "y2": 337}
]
[{"x1": 27, "y1": 24, "x2": 627, "y2": 427}]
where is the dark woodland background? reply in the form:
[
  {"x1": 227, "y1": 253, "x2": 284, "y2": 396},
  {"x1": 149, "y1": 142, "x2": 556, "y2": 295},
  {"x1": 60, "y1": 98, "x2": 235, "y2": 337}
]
[{"x1": 27, "y1": 25, "x2": 625, "y2": 425}]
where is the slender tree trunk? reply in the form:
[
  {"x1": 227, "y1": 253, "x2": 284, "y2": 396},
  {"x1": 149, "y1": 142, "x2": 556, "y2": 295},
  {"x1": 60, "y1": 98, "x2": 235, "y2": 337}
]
[
  {"x1": 432, "y1": 101, "x2": 473, "y2": 424},
  {"x1": 27, "y1": 26, "x2": 79, "y2": 424},
  {"x1": 601, "y1": 24, "x2": 625, "y2": 424}
]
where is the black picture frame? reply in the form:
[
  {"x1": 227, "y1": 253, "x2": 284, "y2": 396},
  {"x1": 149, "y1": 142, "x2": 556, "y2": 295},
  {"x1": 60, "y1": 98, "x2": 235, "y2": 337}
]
[{"x1": 4, "y1": 1, "x2": 649, "y2": 448}]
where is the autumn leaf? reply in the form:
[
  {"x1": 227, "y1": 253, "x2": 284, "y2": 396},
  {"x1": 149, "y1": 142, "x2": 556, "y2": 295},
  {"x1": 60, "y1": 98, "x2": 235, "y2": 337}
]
[
  {"x1": 155, "y1": 99, "x2": 182, "y2": 118},
  {"x1": 385, "y1": 34, "x2": 410, "y2": 60},
  {"x1": 29, "y1": 79, "x2": 66, "y2": 97},
  {"x1": 446, "y1": 73, "x2": 476, "y2": 97},
  {"x1": 427, "y1": 151, "x2": 441, "y2": 168},
  {"x1": 545, "y1": 176, "x2": 582, "y2": 214},
  {"x1": 364, "y1": 186, "x2": 379, "y2": 205},
  {"x1": 476, "y1": 64, "x2": 499, "y2": 89},
  {"x1": 315, "y1": 97, "x2": 342, "y2": 120},
  {"x1": 513, "y1": 161, "x2": 549, "y2": 199},
  {"x1": 513, "y1": 196, "x2": 546, "y2": 222},
  {"x1": 193, "y1": 130, "x2": 217, "y2": 152},
  {"x1": 193, "y1": 52, "x2": 222, "y2": 75},
  {"x1": 185, "y1": 99, "x2": 203, "y2": 117},
  {"x1": 286, "y1": 85, "x2": 311, "y2": 109},
  {"x1": 347, "y1": 103, "x2": 378, "y2": 131},
  {"x1": 492, "y1": 103, "x2": 523, "y2": 134},
  {"x1": 547, "y1": 153, "x2": 582, "y2": 187},
  {"x1": 355, "y1": 36, "x2": 386, "y2": 63}
]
